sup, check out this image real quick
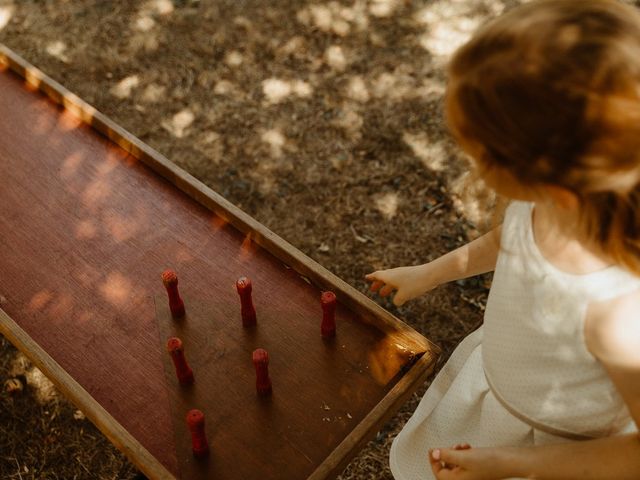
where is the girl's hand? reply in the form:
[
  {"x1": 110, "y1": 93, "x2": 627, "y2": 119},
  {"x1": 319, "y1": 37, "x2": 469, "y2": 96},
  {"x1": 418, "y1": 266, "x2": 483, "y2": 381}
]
[
  {"x1": 428, "y1": 445, "x2": 511, "y2": 480},
  {"x1": 365, "y1": 264, "x2": 439, "y2": 306}
]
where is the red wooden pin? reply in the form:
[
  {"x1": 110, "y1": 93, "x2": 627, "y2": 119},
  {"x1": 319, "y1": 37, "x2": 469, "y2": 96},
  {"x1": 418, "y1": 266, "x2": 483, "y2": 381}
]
[
  {"x1": 186, "y1": 409, "x2": 209, "y2": 458},
  {"x1": 252, "y1": 348, "x2": 272, "y2": 396},
  {"x1": 162, "y1": 269, "x2": 185, "y2": 318},
  {"x1": 321, "y1": 291, "x2": 337, "y2": 338},
  {"x1": 167, "y1": 337, "x2": 194, "y2": 385},
  {"x1": 236, "y1": 276, "x2": 256, "y2": 327}
]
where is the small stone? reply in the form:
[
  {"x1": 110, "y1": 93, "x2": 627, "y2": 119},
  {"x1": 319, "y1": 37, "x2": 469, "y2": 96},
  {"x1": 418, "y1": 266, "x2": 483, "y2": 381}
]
[
  {"x1": 4, "y1": 378, "x2": 23, "y2": 394},
  {"x1": 318, "y1": 243, "x2": 330, "y2": 253}
]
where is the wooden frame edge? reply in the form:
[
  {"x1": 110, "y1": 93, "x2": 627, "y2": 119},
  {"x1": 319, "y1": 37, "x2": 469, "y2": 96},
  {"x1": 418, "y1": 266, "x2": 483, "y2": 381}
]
[
  {"x1": 308, "y1": 351, "x2": 437, "y2": 480},
  {"x1": 0, "y1": 308, "x2": 176, "y2": 480},
  {"x1": 0, "y1": 44, "x2": 440, "y2": 359}
]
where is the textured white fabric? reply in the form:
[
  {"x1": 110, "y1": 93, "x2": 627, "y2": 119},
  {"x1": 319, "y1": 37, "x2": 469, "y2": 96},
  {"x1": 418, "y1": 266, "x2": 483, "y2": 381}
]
[{"x1": 390, "y1": 201, "x2": 640, "y2": 480}]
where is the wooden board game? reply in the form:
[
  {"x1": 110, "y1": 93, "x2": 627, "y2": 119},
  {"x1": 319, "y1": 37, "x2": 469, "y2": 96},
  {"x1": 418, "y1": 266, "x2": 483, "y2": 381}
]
[{"x1": 0, "y1": 45, "x2": 440, "y2": 480}]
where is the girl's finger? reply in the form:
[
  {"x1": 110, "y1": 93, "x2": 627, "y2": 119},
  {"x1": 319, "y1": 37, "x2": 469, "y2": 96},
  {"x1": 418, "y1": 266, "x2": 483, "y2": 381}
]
[
  {"x1": 379, "y1": 285, "x2": 395, "y2": 296},
  {"x1": 428, "y1": 449, "x2": 444, "y2": 475},
  {"x1": 393, "y1": 292, "x2": 406, "y2": 306},
  {"x1": 369, "y1": 280, "x2": 384, "y2": 292}
]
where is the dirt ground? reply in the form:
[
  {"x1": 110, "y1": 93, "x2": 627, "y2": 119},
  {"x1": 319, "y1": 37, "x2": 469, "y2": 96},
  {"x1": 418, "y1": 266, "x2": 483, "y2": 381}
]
[{"x1": 2, "y1": 0, "x2": 626, "y2": 478}]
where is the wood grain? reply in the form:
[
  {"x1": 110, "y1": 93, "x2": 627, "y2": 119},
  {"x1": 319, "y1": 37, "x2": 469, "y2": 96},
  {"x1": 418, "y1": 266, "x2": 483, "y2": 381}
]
[
  {"x1": 0, "y1": 45, "x2": 439, "y2": 479},
  {"x1": 155, "y1": 292, "x2": 420, "y2": 480},
  {"x1": 0, "y1": 308, "x2": 175, "y2": 480}
]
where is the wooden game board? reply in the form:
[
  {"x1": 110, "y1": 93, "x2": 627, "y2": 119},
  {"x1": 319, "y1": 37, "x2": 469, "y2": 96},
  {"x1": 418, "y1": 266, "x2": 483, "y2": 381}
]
[{"x1": 0, "y1": 45, "x2": 440, "y2": 480}]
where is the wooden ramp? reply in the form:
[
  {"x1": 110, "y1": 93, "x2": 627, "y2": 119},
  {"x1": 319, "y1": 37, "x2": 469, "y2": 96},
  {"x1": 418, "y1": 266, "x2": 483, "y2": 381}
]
[{"x1": 0, "y1": 45, "x2": 439, "y2": 480}]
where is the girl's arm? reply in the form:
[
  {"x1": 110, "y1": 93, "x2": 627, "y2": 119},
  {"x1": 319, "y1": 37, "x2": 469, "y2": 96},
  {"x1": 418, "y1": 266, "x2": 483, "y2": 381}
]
[{"x1": 365, "y1": 226, "x2": 501, "y2": 306}]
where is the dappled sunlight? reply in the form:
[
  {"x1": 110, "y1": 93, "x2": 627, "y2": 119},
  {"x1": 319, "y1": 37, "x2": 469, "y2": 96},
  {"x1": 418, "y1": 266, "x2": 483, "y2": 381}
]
[
  {"x1": 129, "y1": 26, "x2": 160, "y2": 53},
  {"x1": 325, "y1": 45, "x2": 348, "y2": 71},
  {"x1": 60, "y1": 152, "x2": 84, "y2": 180},
  {"x1": 142, "y1": 0, "x2": 174, "y2": 16},
  {"x1": 195, "y1": 131, "x2": 225, "y2": 164},
  {"x1": 75, "y1": 219, "x2": 98, "y2": 240},
  {"x1": 225, "y1": 50, "x2": 244, "y2": 67},
  {"x1": 418, "y1": 18, "x2": 480, "y2": 58},
  {"x1": 256, "y1": 176, "x2": 277, "y2": 196},
  {"x1": 129, "y1": 0, "x2": 173, "y2": 52},
  {"x1": 81, "y1": 179, "x2": 112, "y2": 209},
  {"x1": 450, "y1": 170, "x2": 496, "y2": 227},
  {"x1": 26, "y1": 367, "x2": 58, "y2": 404},
  {"x1": 161, "y1": 109, "x2": 195, "y2": 138},
  {"x1": 261, "y1": 128, "x2": 286, "y2": 159},
  {"x1": 345, "y1": 76, "x2": 370, "y2": 103},
  {"x1": 26, "y1": 289, "x2": 77, "y2": 325},
  {"x1": 174, "y1": 246, "x2": 196, "y2": 263},
  {"x1": 277, "y1": 36, "x2": 306, "y2": 59},
  {"x1": 240, "y1": 232, "x2": 258, "y2": 263},
  {"x1": 214, "y1": 80, "x2": 244, "y2": 99},
  {"x1": 297, "y1": 2, "x2": 369, "y2": 36},
  {"x1": 403, "y1": 132, "x2": 447, "y2": 172},
  {"x1": 27, "y1": 290, "x2": 55, "y2": 313},
  {"x1": 415, "y1": 0, "x2": 506, "y2": 59},
  {"x1": 45, "y1": 40, "x2": 70, "y2": 64},
  {"x1": 57, "y1": 108, "x2": 84, "y2": 131},
  {"x1": 252, "y1": 127, "x2": 298, "y2": 193},
  {"x1": 103, "y1": 209, "x2": 145, "y2": 243},
  {"x1": 365, "y1": 66, "x2": 445, "y2": 102},
  {"x1": 23, "y1": 65, "x2": 43, "y2": 92},
  {"x1": 61, "y1": 92, "x2": 97, "y2": 126},
  {"x1": 141, "y1": 82, "x2": 166, "y2": 103},
  {"x1": 48, "y1": 293, "x2": 75, "y2": 319},
  {"x1": 416, "y1": 77, "x2": 446, "y2": 100},
  {"x1": 96, "y1": 151, "x2": 121, "y2": 176},
  {"x1": 368, "y1": 332, "x2": 417, "y2": 385},
  {"x1": 369, "y1": 0, "x2": 402, "y2": 18},
  {"x1": 374, "y1": 192, "x2": 399, "y2": 220},
  {"x1": 211, "y1": 215, "x2": 229, "y2": 232},
  {"x1": 262, "y1": 77, "x2": 313, "y2": 104},
  {"x1": 110, "y1": 75, "x2": 140, "y2": 99},
  {"x1": 331, "y1": 102, "x2": 363, "y2": 140},
  {"x1": 371, "y1": 69, "x2": 414, "y2": 101},
  {"x1": 10, "y1": 352, "x2": 59, "y2": 404},
  {"x1": 99, "y1": 272, "x2": 140, "y2": 307},
  {"x1": 135, "y1": 15, "x2": 155, "y2": 32},
  {"x1": 0, "y1": 4, "x2": 14, "y2": 31}
]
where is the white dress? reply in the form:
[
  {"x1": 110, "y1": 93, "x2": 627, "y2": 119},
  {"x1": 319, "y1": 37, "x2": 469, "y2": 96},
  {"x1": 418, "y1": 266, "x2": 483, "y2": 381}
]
[{"x1": 390, "y1": 201, "x2": 640, "y2": 480}]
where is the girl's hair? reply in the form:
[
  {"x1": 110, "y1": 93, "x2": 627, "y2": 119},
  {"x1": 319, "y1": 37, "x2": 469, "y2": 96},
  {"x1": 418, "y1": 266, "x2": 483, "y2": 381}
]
[{"x1": 447, "y1": 0, "x2": 640, "y2": 274}]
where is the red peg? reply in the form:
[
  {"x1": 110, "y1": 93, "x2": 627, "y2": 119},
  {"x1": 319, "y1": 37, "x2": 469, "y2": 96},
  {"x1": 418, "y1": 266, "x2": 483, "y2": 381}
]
[
  {"x1": 252, "y1": 348, "x2": 272, "y2": 396},
  {"x1": 236, "y1": 276, "x2": 256, "y2": 327},
  {"x1": 321, "y1": 291, "x2": 337, "y2": 338},
  {"x1": 167, "y1": 337, "x2": 194, "y2": 385},
  {"x1": 162, "y1": 269, "x2": 185, "y2": 318},
  {"x1": 186, "y1": 409, "x2": 209, "y2": 458}
]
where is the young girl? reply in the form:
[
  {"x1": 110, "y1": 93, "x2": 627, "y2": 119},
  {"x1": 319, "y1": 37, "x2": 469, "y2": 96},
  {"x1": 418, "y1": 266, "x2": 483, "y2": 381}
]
[{"x1": 365, "y1": 1, "x2": 640, "y2": 478}]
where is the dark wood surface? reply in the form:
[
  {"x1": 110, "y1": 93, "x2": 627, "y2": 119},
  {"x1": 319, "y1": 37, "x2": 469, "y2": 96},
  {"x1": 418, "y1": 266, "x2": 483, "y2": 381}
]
[
  {"x1": 156, "y1": 292, "x2": 417, "y2": 480},
  {"x1": 0, "y1": 48, "x2": 438, "y2": 480}
]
